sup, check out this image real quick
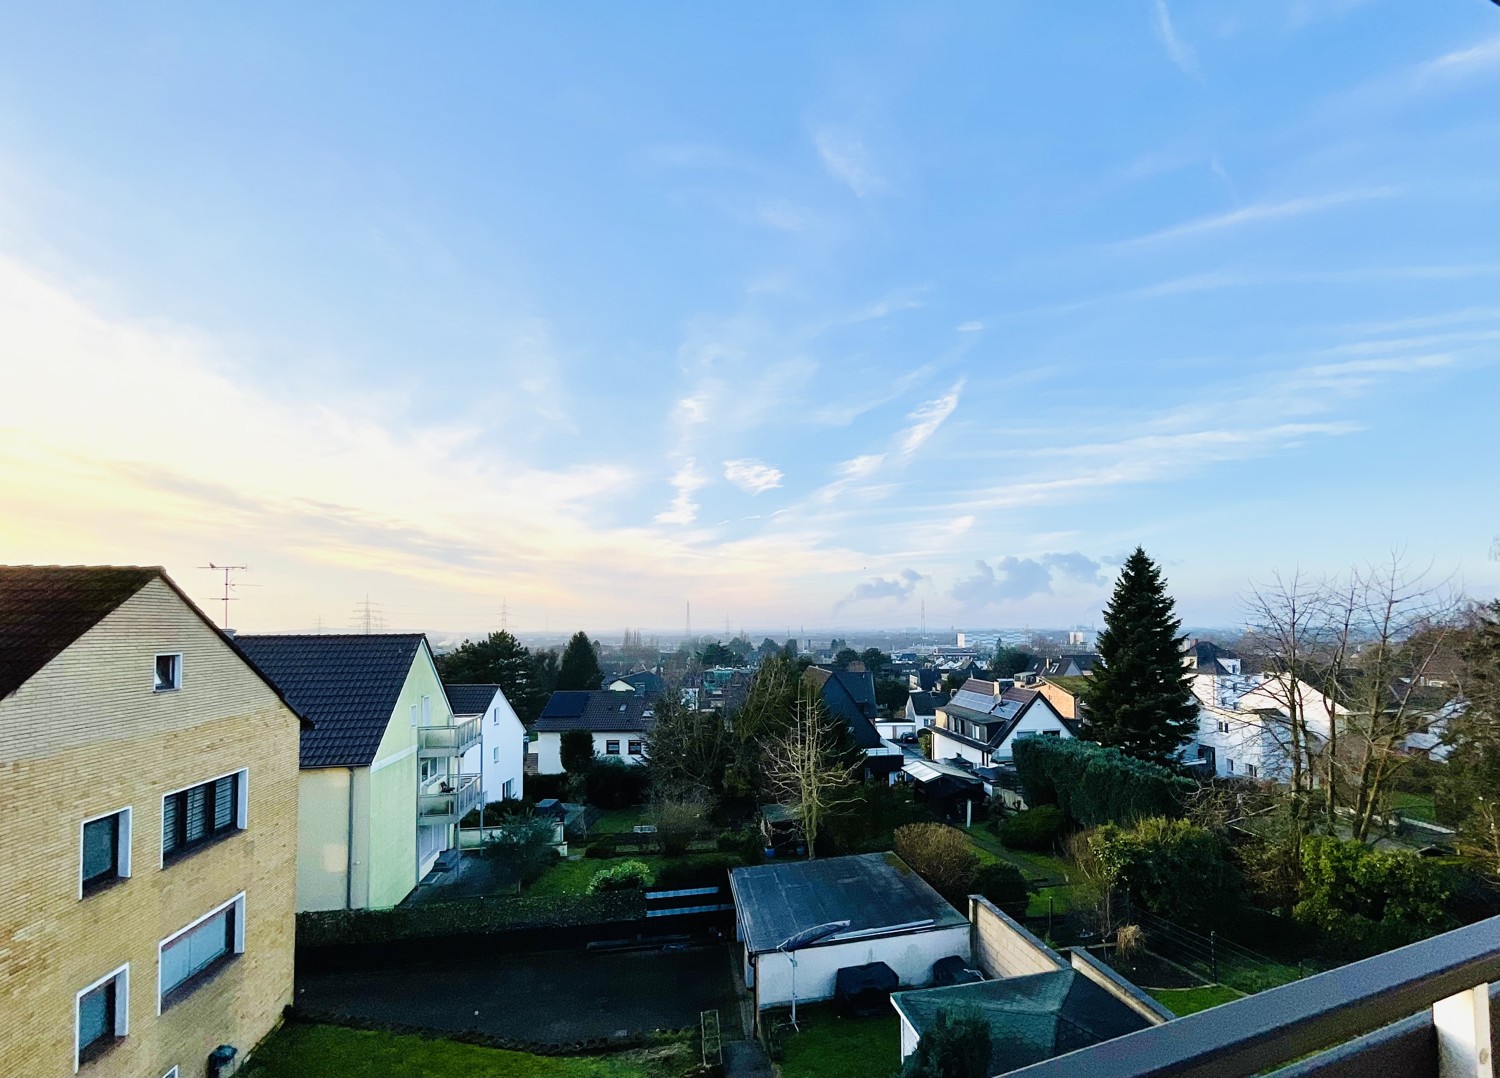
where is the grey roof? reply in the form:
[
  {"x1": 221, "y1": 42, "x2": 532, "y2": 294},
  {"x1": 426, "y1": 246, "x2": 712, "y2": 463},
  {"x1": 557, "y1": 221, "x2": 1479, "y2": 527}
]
[
  {"x1": 236, "y1": 633, "x2": 428, "y2": 768},
  {"x1": 611, "y1": 670, "x2": 666, "y2": 695},
  {"x1": 909, "y1": 691, "x2": 938, "y2": 716},
  {"x1": 891, "y1": 969, "x2": 1150, "y2": 1074},
  {"x1": 805, "y1": 668, "x2": 883, "y2": 749},
  {"x1": 535, "y1": 689, "x2": 655, "y2": 733},
  {"x1": 444, "y1": 683, "x2": 502, "y2": 716},
  {"x1": 0, "y1": 566, "x2": 307, "y2": 725},
  {"x1": 728, "y1": 852, "x2": 966, "y2": 955}
]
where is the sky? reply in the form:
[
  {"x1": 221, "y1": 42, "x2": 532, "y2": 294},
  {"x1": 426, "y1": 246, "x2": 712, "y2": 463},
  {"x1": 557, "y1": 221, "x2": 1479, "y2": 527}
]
[{"x1": 0, "y1": 2, "x2": 1495, "y2": 638}]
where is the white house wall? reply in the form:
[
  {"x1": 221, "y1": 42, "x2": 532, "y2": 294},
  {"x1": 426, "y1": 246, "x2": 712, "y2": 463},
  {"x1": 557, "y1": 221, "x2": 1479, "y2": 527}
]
[
  {"x1": 752, "y1": 925, "x2": 971, "y2": 1010},
  {"x1": 532, "y1": 729, "x2": 646, "y2": 774},
  {"x1": 930, "y1": 728, "x2": 988, "y2": 768},
  {"x1": 992, "y1": 701, "x2": 1072, "y2": 760},
  {"x1": 458, "y1": 690, "x2": 528, "y2": 801}
]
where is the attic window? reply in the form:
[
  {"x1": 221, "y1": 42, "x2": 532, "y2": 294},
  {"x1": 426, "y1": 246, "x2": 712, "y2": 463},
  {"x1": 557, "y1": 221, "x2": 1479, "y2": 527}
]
[
  {"x1": 154, "y1": 654, "x2": 182, "y2": 693},
  {"x1": 620, "y1": 705, "x2": 627, "y2": 713}
]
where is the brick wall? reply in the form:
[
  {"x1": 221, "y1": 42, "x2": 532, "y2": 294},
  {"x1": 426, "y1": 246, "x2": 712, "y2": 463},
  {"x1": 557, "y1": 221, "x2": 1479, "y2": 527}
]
[
  {"x1": 0, "y1": 578, "x2": 301, "y2": 1078},
  {"x1": 968, "y1": 895, "x2": 1066, "y2": 979}
]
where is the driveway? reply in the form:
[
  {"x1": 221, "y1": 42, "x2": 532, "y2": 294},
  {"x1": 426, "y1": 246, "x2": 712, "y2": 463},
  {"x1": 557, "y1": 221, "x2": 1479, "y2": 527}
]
[{"x1": 297, "y1": 944, "x2": 740, "y2": 1044}]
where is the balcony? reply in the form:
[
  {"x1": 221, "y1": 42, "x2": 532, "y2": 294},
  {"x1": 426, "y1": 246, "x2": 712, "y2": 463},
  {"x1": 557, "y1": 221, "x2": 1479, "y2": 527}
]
[
  {"x1": 1001, "y1": 914, "x2": 1499, "y2": 1078},
  {"x1": 417, "y1": 715, "x2": 482, "y2": 759},
  {"x1": 417, "y1": 773, "x2": 481, "y2": 826}
]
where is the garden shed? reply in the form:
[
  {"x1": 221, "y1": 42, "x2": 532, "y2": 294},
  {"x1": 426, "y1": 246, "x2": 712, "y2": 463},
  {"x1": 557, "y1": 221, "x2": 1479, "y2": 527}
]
[{"x1": 728, "y1": 852, "x2": 971, "y2": 1019}]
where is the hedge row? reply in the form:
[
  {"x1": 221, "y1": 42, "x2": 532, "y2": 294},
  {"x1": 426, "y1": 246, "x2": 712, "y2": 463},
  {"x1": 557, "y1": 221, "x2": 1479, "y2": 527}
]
[
  {"x1": 286, "y1": 1009, "x2": 692, "y2": 1058},
  {"x1": 296, "y1": 890, "x2": 647, "y2": 948},
  {"x1": 1012, "y1": 736, "x2": 1192, "y2": 827}
]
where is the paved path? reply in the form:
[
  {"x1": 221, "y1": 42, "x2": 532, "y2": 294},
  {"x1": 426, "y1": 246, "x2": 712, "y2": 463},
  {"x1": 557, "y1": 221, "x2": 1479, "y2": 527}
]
[
  {"x1": 298, "y1": 945, "x2": 738, "y2": 1044},
  {"x1": 724, "y1": 1039, "x2": 774, "y2": 1078}
]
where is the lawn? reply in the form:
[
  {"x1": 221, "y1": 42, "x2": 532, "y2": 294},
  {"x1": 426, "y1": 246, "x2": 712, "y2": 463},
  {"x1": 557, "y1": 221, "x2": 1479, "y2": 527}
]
[
  {"x1": 1148, "y1": 985, "x2": 1244, "y2": 1016},
  {"x1": 588, "y1": 807, "x2": 650, "y2": 835},
  {"x1": 242, "y1": 1024, "x2": 695, "y2": 1078},
  {"x1": 961, "y1": 824, "x2": 1078, "y2": 915},
  {"x1": 776, "y1": 1004, "x2": 900, "y2": 1078},
  {"x1": 1390, "y1": 791, "x2": 1437, "y2": 824}
]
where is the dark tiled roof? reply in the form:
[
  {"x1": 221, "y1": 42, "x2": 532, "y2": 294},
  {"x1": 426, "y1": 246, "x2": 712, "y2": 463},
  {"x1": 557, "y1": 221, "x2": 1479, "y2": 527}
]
[
  {"x1": 805, "y1": 668, "x2": 882, "y2": 749},
  {"x1": 535, "y1": 690, "x2": 655, "y2": 733},
  {"x1": 236, "y1": 634, "x2": 428, "y2": 768},
  {"x1": 0, "y1": 565, "x2": 159, "y2": 698},
  {"x1": 444, "y1": 683, "x2": 501, "y2": 716},
  {"x1": 611, "y1": 670, "x2": 666, "y2": 696},
  {"x1": 729, "y1": 852, "x2": 966, "y2": 954},
  {"x1": 908, "y1": 691, "x2": 938, "y2": 716}
]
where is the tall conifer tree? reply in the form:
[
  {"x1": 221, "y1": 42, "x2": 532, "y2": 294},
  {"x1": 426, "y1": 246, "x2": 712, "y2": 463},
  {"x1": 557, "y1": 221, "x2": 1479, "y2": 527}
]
[
  {"x1": 556, "y1": 630, "x2": 603, "y2": 690},
  {"x1": 1080, "y1": 547, "x2": 1198, "y2": 764}
]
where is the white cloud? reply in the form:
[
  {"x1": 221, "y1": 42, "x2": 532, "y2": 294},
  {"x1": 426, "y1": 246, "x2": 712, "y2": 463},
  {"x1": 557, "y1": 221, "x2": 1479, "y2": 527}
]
[
  {"x1": 838, "y1": 454, "x2": 887, "y2": 480},
  {"x1": 1152, "y1": 0, "x2": 1201, "y2": 79},
  {"x1": 759, "y1": 201, "x2": 809, "y2": 232},
  {"x1": 723, "y1": 458, "x2": 784, "y2": 495},
  {"x1": 898, "y1": 379, "x2": 965, "y2": 457},
  {"x1": 956, "y1": 321, "x2": 984, "y2": 333},
  {"x1": 813, "y1": 127, "x2": 884, "y2": 198},
  {"x1": 838, "y1": 568, "x2": 925, "y2": 608},
  {"x1": 1116, "y1": 188, "x2": 1398, "y2": 247},
  {"x1": 655, "y1": 460, "x2": 709, "y2": 525}
]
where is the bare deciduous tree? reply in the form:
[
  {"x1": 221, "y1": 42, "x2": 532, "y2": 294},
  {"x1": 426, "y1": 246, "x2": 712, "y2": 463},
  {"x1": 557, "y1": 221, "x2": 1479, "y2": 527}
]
[{"x1": 762, "y1": 689, "x2": 860, "y2": 859}]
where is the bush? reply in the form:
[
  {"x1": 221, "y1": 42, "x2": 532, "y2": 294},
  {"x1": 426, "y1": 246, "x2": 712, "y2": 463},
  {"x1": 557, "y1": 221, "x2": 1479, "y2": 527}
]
[
  {"x1": 650, "y1": 797, "x2": 709, "y2": 856},
  {"x1": 653, "y1": 854, "x2": 740, "y2": 891},
  {"x1": 902, "y1": 1007, "x2": 990, "y2": 1078},
  {"x1": 587, "y1": 859, "x2": 655, "y2": 893},
  {"x1": 480, "y1": 811, "x2": 560, "y2": 885},
  {"x1": 585, "y1": 758, "x2": 650, "y2": 808},
  {"x1": 716, "y1": 828, "x2": 764, "y2": 863},
  {"x1": 461, "y1": 797, "x2": 532, "y2": 829},
  {"x1": 894, "y1": 823, "x2": 979, "y2": 905},
  {"x1": 1012, "y1": 737, "x2": 1192, "y2": 828},
  {"x1": 1000, "y1": 806, "x2": 1064, "y2": 851},
  {"x1": 526, "y1": 773, "x2": 568, "y2": 802},
  {"x1": 560, "y1": 729, "x2": 596, "y2": 775},
  {"x1": 826, "y1": 784, "x2": 936, "y2": 855},
  {"x1": 973, "y1": 862, "x2": 1028, "y2": 915},
  {"x1": 1293, "y1": 836, "x2": 1454, "y2": 955},
  {"x1": 584, "y1": 842, "x2": 615, "y2": 859},
  {"x1": 1088, "y1": 817, "x2": 1243, "y2": 929}
]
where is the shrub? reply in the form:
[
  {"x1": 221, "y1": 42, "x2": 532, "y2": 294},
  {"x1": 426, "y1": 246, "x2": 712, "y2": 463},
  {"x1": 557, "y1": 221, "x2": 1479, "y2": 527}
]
[
  {"x1": 894, "y1": 823, "x2": 979, "y2": 905},
  {"x1": 901, "y1": 1007, "x2": 990, "y2": 1078},
  {"x1": 585, "y1": 758, "x2": 649, "y2": 808},
  {"x1": 653, "y1": 854, "x2": 740, "y2": 890},
  {"x1": 1088, "y1": 817, "x2": 1243, "y2": 929},
  {"x1": 650, "y1": 797, "x2": 709, "y2": 856},
  {"x1": 584, "y1": 842, "x2": 615, "y2": 859},
  {"x1": 1000, "y1": 806, "x2": 1064, "y2": 851},
  {"x1": 827, "y1": 784, "x2": 936, "y2": 855},
  {"x1": 1293, "y1": 836, "x2": 1454, "y2": 955},
  {"x1": 587, "y1": 859, "x2": 655, "y2": 893},
  {"x1": 560, "y1": 729, "x2": 596, "y2": 775},
  {"x1": 1012, "y1": 737, "x2": 1192, "y2": 828},
  {"x1": 480, "y1": 811, "x2": 559, "y2": 885},
  {"x1": 526, "y1": 773, "x2": 568, "y2": 802},
  {"x1": 973, "y1": 862, "x2": 1028, "y2": 915}
]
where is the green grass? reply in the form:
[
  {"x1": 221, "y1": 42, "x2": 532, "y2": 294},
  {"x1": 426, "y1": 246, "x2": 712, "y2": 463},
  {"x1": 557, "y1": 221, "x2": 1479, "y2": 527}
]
[
  {"x1": 526, "y1": 852, "x2": 742, "y2": 897},
  {"x1": 960, "y1": 824, "x2": 1078, "y2": 914},
  {"x1": 243, "y1": 1024, "x2": 694, "y2": 1078},
  {"x1": 777, "y1": 1005, "x2": 900, "y2": 1078},
  {"x1": 1148, "y1": 985, "x2": 1244, "y2": 1016},
  {"x1": 588, "y1": 808, "x2": 650, "y2": 835},
  {"x1": 1390, "y1": 791, "x2": 1437, "y2": 824}
]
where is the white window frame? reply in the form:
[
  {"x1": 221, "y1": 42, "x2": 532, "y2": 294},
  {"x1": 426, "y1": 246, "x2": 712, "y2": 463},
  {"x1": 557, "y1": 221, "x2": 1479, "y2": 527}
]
[
  {"x1": 492, "y1": 747, "x2": 500, "y2": 763},
  {"x1": 74, "y1": 962, "x2": 129, "y2": 1072},
  {"x1": 161, "y1": 1068, "x2": 179, "y2": 1078},
  {"x1": 159, "y1": 768, "x2": 249, "y2": 867},
  {"x1": 409, "y1": 703, "x2": 418, "y2": 728},
  {"x1": 153, "y1": 653, "x2": 183, "y2": 693},
  {"x1": 79, "y1": 806, "x2": 132, "y2": 898},
  {"x1": 421, "y1": 695, "x2": 431, "y2": 724},
  {"x1": 156, "y1": 892, "x2": 246, "y2": 1014}
]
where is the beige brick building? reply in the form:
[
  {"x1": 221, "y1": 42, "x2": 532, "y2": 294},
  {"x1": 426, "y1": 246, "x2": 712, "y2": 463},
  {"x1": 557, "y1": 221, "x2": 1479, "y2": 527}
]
[{"x1": 0, "y1": 566, "x2": 304, "y2": 1078}]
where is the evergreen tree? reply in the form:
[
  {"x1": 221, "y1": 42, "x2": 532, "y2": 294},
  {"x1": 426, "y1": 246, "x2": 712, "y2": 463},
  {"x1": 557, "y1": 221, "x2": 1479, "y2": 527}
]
[
  {"x1": 1080, "y1": 547, "x2": 1198, "y2": 764},
  {"x1": 435, "y1": 631, "x2": 537, "y2": 718},
  {"x1": 901, "y1": 1008, "x2": 990, "y2": 1078},
  {"x1": 556, "y1": 631, "x2": 603, "y2": 690}
]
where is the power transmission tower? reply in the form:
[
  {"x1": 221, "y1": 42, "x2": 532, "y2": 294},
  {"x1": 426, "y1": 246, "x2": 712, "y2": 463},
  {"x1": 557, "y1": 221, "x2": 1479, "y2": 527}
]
[
  {"x1": 500, "y1": 597, "x2": 509, "y2": 632},
  {"x1": 198, "y1": 563, "x2": 249, "y2": 630}
]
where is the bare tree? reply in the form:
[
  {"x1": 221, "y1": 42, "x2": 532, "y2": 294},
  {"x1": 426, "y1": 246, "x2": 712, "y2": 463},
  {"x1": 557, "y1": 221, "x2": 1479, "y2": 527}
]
[{"x1": 762, "y1": 689, "x2": 861, "y2": 859}]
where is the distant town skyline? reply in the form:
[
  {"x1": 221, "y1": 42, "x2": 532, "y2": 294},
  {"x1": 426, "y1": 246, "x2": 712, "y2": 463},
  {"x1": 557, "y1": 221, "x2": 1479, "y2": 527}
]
[{"x1": 1, "y1": 4, "x2": 1495, "y2": 632}]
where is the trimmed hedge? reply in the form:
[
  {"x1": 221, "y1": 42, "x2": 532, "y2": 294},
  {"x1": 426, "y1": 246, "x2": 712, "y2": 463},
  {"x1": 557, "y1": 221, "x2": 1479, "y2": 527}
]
[
  {"x1": 653, "y1": 854, "x2": 740, "y2": 891},
  {"x1": 1000, "y1": 805, "x2": 1064, "y2": 851},
  {"x1": 974, "y1": 861, "x2": 1029, "y2": 915},
  {"x1": 296, "y1": 891, "x2": 646, "y2": 948},
  {"x1": 1012, "y1": 736, "x2": 1192, "y2": 827}
]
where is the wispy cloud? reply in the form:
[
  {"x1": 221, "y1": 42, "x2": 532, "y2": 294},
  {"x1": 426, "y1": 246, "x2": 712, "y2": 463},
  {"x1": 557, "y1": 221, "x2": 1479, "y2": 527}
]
[
  {"x1": 813, "y1": 126, "x2": 884, "y2": 198},
  {"x1": 1152, "y1": 0, "x2": 1201, "y2": 79},
  {"x1": 723, "y1": 458, "x2": 784, "y2": 494},
  {"x1": 898, "y1": 379, "x2": 965, "y2": 456},
  {"x1": 956, "y1": 321, "x2": 984, "y2": 333},
  {"x1": 1116, "y1": 188, "x2": 1398, "y2": 248},
  {"x1": 655, "y1": 460, "x2": 709, "y2": 525}
]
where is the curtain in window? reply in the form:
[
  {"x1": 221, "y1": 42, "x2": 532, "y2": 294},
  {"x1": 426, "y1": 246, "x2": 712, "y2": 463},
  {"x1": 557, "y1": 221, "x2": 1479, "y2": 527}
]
[
  {"x1": 82, "y1": 816, "x2": 117, "y2": 883},
  {"x1": 161, "y1": 907, "x2": 232, "y2": 996}
]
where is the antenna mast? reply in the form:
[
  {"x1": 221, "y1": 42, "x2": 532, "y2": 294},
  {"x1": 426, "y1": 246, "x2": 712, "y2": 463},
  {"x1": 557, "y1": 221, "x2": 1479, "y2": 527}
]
[{"x1": 199, "y1": 562, "x2": 249, "y2": 630}]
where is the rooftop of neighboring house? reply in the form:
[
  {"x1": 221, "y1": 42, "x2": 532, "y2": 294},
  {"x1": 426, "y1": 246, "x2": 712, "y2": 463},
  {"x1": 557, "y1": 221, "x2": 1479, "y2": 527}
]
[
  {"x1": 0, "y1": 564, "x2": 306, "y2": 721},
  {"x1": 443, "y1": 682, "x2": 503, "y2": 717},
  {"x1": 907, "y1": 690, "x2": 951, "y2": 717},
  {"x1": 535, "y1": 689, "x2": 656, "y2": 733},
  {"x1": 236, "y1": 633, "x2": 429, "y2": 768},
  {"x1": 1182, "y1": 638, "x2": 1242, "y2": 674},
  {"x1": 728, "y1": 852, "x2": 967, "y2": 955},
  {"x1": 607, "y1": 669, "x2": 667, "y2": 696},
  {"x1": 892, "y1": 969, "x2": 1152, "y2": 1075},
  {"x1": 804, "y1": 666, "x2": 882, "y2": 749}
]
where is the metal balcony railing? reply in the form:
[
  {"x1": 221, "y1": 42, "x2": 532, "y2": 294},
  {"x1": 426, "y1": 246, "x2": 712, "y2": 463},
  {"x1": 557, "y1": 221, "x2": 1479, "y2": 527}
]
[
  {"x1": 417, "y1": 773, "x2": 481, "y2": 825},
  {"x1": 998, "y1": 915, "x2": 1499, "y2": 1078},
  {"x1": 417, "y1": 715, "x2": 482, "y2": 759}
]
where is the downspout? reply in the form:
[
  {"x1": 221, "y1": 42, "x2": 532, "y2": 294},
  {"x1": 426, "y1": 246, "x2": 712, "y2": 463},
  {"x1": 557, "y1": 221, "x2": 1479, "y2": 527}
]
[{"x1": 346, "y1": 767, "x2": 356, "y2": 910}]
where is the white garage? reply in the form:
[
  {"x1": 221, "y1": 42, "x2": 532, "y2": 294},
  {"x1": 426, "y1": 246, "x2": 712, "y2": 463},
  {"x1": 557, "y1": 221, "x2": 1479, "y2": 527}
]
[{"x1": 728, "y1": 853, "x2": 972, "y2": 1022}]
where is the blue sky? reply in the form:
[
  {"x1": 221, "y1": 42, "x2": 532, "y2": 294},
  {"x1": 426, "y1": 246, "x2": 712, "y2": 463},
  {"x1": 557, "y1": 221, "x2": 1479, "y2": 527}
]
[{"x1": 0, "y1": 2, "x2": 1494, "y2": 635}]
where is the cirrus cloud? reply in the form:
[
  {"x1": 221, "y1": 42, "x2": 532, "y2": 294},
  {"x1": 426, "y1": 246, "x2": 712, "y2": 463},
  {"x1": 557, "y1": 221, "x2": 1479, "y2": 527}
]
[{"x1": 723, "y1": 458, "x2": 784, "y2": 494}]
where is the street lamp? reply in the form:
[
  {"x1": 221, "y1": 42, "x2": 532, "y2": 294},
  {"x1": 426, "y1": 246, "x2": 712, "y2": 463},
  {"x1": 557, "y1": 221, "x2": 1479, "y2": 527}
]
[{"x1": 776, "y1": 920, "x2": 851, "y2": 1029}]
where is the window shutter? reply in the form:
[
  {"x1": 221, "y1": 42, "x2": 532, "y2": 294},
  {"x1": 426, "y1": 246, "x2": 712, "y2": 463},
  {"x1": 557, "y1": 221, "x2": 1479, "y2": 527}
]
[
  {"x1": 213, "y1": 775, "x2": 235, "y2": 831},
  {"x1": 184, "y1": 786, "x2": 208, "y2": 843}
]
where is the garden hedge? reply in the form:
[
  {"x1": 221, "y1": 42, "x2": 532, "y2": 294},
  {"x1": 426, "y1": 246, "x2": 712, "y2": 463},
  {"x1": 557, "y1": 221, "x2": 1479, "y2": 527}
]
[
  {"x1": 1012, "y1": 736, "x2": 1192, "y2": 827},
  {"x1": 296, "y1": 890, "x2": 646, "y2": 948}
]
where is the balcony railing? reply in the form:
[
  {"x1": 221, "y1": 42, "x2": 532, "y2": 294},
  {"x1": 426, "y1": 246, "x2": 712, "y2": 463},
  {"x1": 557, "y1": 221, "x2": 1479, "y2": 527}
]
[
  {"x1": 999, "y1": 915, "x2": 1500, "y2": 1078},
  {"x1": 417, "y1": 715, "x2": 482, "y2": 759},
  {"x1": 417, "y1": 773, "x2": 481, "y2": 825}
]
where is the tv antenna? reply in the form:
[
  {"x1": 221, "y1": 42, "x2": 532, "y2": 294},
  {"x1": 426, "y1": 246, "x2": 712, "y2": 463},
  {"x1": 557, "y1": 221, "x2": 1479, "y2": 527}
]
[{"x1": 199, "y1": 563, "x2": 250, "y2": 630}]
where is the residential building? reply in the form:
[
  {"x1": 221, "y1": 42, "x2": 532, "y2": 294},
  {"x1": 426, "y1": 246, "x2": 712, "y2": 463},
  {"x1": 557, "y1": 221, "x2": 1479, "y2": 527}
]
[
  {"x1": 445, "y1": 683, "x2": 526, "y2": 803},
  {"x1": 880, "y1": 689, "x2": 950, "y2": 741},
  {"x1": 1181, "y1": 638, "x2": 1242, "y2": 675},
  {"x1": 804, "y1": 666, "x2": 903, "y2": 779},
  {"x1": 531, "y1": 690, "x2": 655, "y2": 773},
  {"x1": 235, "y1": 633, "x2": 478, "y2": 911},
  {"x1": 605, "y1": 669, "x2": 666, "y2": 697},
  {"x1": 0, "y1": 566, "x2": 303, "y2": 1078},
  {"x1": 929, "y1": 679, "x2": 1076, "y2": 770},
  {"x1": 1027, "y1": 653, "x2": 1099, "y2": 678},
  {"x1": 1188, "y1": 672, "x2": 1341, "y2": 780}
]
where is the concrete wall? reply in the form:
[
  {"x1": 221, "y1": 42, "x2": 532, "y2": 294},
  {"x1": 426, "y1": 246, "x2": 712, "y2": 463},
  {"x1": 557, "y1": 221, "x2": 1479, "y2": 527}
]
[
  {"x1": 1068, "y1": 949, "x2": 1175, "y2": 1024},
  {"x1": 0, "y1": 577, "x2": 300, "y2": 1078},
  {"x1": 968, "y1": 896, "x2": 1066, "y2": 979},
  {"x1": 296, "y1": 768, "x2": 353, "y2": 912},
  {"x1": 752, "y1": 924, "x2": 971, "y2": 1010}
]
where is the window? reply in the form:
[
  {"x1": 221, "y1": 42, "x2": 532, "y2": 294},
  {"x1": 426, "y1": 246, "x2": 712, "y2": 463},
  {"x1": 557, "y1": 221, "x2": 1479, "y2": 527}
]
[
  {"x1": 492, "y1": 747, "x2": 500, "y2": 763},
  {"x1": 419, "y1": 757, "x2": 440, "y2": 783},
  {"x1": 605, "y1": 740, "x2": 620, "y2": 755},
  {"x1": 162, "y1": 771, "x2": 245, "y2": 862},
  {"x1": 628, "y1": 740, "x2": 643, "y2": 756},
  {"x1": 1227, "y1": 759, "x2": 1235, "y2": 773},
  {"x1": 158, "y1": 894, "x2": 244, "y2": 1011},
  {"x1": 1042, "y1": 730, "x2": 1061, "y2": 737},
  {"x1": 76, "y1": 964, "x2": 129, "y2": 1068},
  {"x1": 81, "y1": 807, "x2": 131, "y2": 896},
  {"x1": 153, "y1": 653, "x2": 181, "y2": 692},
  {"x1": 502, "y1": 779, "x2": 515, "y2": 800},
  {"x1": 1245, "y1": 764, "x2": 1258, "y2": 778},
  {"x1": 1218, "y1": 720, "x2": 1230, "y2": 734},
  {"x1": 421, "y1": 695, "x2": 431, "y2": 724},
  {"x1": 409, "y1": 703, "x2": 418, "y2": 727}
]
